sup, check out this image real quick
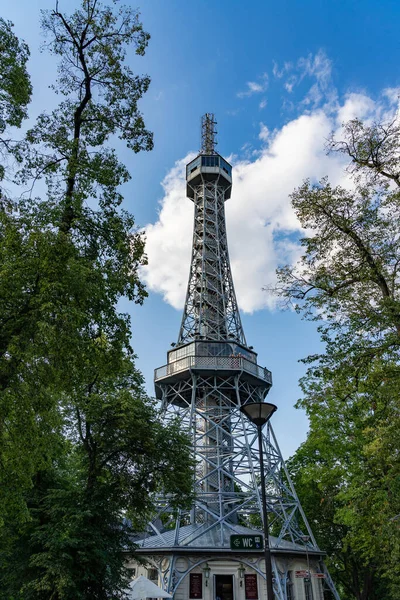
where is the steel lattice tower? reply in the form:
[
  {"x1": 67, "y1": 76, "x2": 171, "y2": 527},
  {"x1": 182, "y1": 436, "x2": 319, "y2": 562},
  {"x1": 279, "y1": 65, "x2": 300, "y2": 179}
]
[
  {"x1": 179, "y1": 114, "x2": 245, "y2": 346},
  {"x1": 136, "y1": 115, "x2": 340, "y2": 600}
]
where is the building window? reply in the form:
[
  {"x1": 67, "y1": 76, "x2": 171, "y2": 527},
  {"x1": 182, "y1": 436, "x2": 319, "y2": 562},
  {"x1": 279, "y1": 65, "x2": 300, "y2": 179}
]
[
  {"x1": 304, "y1": 579, "x2": 312, "y2": 600},
  {"x1": 147, "y1": 568, "x2": 158, "y2": 582},
  {"x1": 286, "y1": 571, "x2": 294, "y2": 600},
  {"x1": 169, "y1": 342, "x2": 195, "y2": 363},
  {"x1": 220, "y1": 158, "x2": 232, "y2": 177},
  {"x1": 201, "y1": 156, "x2": 219, "y2": 167},
  {"x1": 187, "y1": 157, "x2": 201, "y2": 178},
  {"x1": 147, "y1": 568, "x2": 159, "y2": 600}
]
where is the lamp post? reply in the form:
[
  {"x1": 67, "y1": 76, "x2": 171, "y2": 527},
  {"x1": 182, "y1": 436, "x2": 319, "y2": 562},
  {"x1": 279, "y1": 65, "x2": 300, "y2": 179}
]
[
  {"x1": 240, "y1": 402, "x2": 277, "y2": 600},
  {"x1": 301, "y1": 535, "x2": 313, "y2": 600}
]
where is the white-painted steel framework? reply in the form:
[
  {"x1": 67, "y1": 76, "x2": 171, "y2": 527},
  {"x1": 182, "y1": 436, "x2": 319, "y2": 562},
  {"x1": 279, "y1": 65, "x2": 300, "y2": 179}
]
[{"x1": 139, "y1": 115, "x2": 340, "y2": 600}]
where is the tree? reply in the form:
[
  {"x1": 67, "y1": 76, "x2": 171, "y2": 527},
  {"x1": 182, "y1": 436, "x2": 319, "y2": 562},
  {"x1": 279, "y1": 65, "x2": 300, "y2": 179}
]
[
  {"x1": 0, "y1": 360, "x2": 193, "y2": 599},
  {"x1": 0, "y1": 0, "x2": 151, "y2": 517},
  {"x1": 287, "y1": 369, "x2": 399, "y2": 600},
  {"x1": 20, "y1": 0, "x2": 153, "y2": 234},
  {"x1": 0, "y1": 2, "x2": 193, "y2": 598},
  {"x1": 276, "y1": 116, "x2": 400, "y2": 600}
]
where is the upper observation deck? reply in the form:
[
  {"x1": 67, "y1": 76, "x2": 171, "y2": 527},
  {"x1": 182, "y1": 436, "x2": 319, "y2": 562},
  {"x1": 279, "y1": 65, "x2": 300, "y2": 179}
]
[
  {"x1": 186, "y1": 154, "x2": 232, "y2": 200},
  {"x1": 154, "y1": 339, "x2": 272, "y2": 398}
]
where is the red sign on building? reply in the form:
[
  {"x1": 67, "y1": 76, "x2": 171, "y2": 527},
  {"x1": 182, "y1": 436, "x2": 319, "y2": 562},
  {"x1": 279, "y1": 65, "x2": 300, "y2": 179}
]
[
  {"x1": 190, "y1": 573, "x2": 203, "y2": 599},
  {"x1": 295, "y1": 570, "x2": 309, "y2": 578},
  {"x1": 245, "y1": 574, "x2": 258, "y2": 599}
]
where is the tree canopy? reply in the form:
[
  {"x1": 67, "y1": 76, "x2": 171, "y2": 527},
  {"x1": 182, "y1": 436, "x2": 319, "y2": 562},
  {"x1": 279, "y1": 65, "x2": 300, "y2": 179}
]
[
  {"x1": 0, "y1": 2, "x2": 193, "y2": 598},
  {"x1": 278, "y1": 116, "x2": 400, "y2": 600}
]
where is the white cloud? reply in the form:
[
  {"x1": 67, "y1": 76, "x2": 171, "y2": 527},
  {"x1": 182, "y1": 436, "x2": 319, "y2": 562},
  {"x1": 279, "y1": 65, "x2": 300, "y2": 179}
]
[
  {"x1": 241, "y1": 51, "x2": 334, "y2": 110},
  {"x1": 383, "y1": 87, "x2": 400, "y2": 105},
  {"x1": 299, "y1": 51, "x2": 337, "y2": 109},
  {"x1": 272, "y1": 60, "x2": 292, "y2": 79},
  {"x1": 336, "y1": 92, "x2": 376, "y2": 125},
  {"x1": 335, "y1": 88, "x2": 400, "y2": 128},
  {"x1": 302, "y1": 82, "x2": 324, "y2": 107},
  {"x1": 237, "y1": 73, "x2": 268, "y2": 98},
  {"x1": 259, "y1": 98, "x2": 267, "y2": 109},
  {"x1": 284, "y1": 76, "x2": 297, "y2": 93},
  {"x1": 274, "y1": 50, "x2": 336, "y2": 109},
  {"x1": 141, "y1": 155, "x2": 194, "y2": 309},
  {"x1": 248, "y1": 82, "x2": 264, "y2": 93},
  {"x1": 258, "y1": 123, "x2": 270, "y2": 142},
  {"x1": 298, "y1": 50, "x2": 332, "y2": 88},
  {"x1": 142, "y1": 91, "x2": 397, "y2": 314}
]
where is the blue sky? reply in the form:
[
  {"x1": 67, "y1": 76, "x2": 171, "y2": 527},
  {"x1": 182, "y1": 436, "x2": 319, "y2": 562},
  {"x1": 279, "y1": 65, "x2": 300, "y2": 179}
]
[{"x1": 3, "y1": 0, "x2": 400, "y2": 458}]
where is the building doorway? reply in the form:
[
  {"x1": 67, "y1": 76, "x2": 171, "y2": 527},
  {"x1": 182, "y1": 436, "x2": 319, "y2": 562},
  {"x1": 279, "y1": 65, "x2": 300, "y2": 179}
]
[{"x1": 215, "y1": 575, "x2": 234, "y2": 600}]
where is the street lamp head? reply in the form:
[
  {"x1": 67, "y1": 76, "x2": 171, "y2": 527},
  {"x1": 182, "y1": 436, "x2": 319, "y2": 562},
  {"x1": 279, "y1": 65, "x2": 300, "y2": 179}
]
[
  {"x1": 203, "y1": 563, "x2": 210, "y2": 578},
  {"x1": 202, "y1": 562, "x2": 211, "y2": 586},
  {"x1": 240, "y1": 402, "x2": 277, "y2": 427}
]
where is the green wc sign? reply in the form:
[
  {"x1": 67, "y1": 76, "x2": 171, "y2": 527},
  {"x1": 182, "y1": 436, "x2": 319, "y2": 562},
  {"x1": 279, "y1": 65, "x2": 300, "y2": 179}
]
[{"x1": 230, "y1": 535, "x2": 264, "y2": 551}]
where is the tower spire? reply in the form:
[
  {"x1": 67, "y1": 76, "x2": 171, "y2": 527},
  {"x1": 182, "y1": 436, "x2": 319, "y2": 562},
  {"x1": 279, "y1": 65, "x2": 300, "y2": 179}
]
[
  {"x1": 201, "y1": 112, "x2": 217, "y2": 154},
  {"x1": 178, "y1": 114, "x2": 245, "y2": 345}
]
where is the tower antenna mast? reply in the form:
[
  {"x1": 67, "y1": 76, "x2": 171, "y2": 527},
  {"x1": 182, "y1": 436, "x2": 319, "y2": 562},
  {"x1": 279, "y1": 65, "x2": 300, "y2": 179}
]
[{"x1": 201, "y1": 112, "x2": 217, "y2": 154}]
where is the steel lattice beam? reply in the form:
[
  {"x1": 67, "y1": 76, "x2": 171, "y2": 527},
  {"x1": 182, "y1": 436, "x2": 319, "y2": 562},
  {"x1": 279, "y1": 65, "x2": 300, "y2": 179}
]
[{"x1": 178, "y1": 181, "x2": 245, "y2": 345}]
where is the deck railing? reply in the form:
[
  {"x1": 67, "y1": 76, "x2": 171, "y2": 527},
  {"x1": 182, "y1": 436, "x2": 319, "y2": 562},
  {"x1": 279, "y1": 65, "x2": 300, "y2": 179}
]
[{"x1": 154, "y1": 355, "x2": 272, "y2": 385}]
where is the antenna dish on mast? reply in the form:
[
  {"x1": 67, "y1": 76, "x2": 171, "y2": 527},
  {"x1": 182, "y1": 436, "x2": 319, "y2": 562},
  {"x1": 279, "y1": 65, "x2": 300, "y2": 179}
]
[{"x1": 201, "y1": 113, "x2": 217, "y2": 154}]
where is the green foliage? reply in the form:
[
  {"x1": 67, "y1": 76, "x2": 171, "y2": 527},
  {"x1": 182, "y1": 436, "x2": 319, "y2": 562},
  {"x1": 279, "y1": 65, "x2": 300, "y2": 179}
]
[
  {"x1": 0, "y1": 185, "x2": 147, "y2": 525},
  {"x1": 277, "y1": 117, "x2": 400, "y2": 600},
  {"x1": 18, "y1": 0, "x2": 153, "y2": 234},
  {"x1": 0, "y1": 2, "x2": 193, "y2": 598},
  {"x1": 0, "y1": 18, "x2": 31, "y2": 130},
  {"x1": 287, "y1": 371, "x2": 400, "y2": 600},
  {"x1": 0, "y1": 365, "x2": 193, "y2": 599},
  {"x1": 0, "y1": 18, "x2": 32, "y2": 181}
]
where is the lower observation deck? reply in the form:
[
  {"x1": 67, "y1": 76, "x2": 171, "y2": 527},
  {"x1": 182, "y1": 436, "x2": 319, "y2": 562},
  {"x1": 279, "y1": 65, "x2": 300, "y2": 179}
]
[{"x1": 154, "y1": 353, "x2": 272, "y2": 388}]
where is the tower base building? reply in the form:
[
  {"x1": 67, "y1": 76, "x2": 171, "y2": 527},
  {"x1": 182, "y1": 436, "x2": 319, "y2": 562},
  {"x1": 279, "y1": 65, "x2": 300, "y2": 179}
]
[{"x1": 129, "y1": 116, "x2": 340, "y2": 600}]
